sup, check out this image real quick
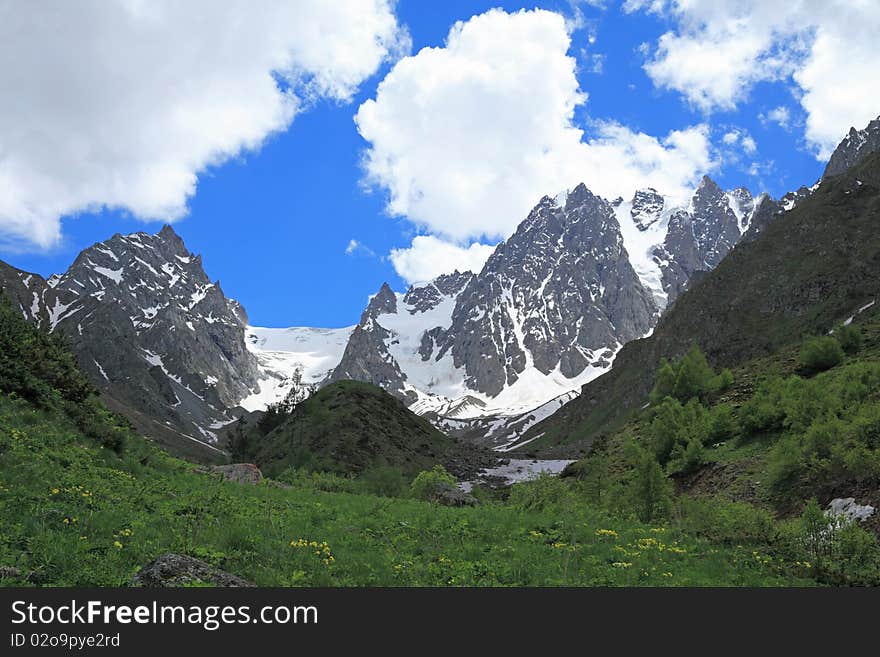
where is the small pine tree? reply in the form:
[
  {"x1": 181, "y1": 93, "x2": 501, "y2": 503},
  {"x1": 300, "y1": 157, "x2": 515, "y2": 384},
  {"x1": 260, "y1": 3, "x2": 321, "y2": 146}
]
[
  {"x1": 580, "y1": 449, "x2": 610, "y2": 507},
  {"x1": 626, "y1": 440, "x2": 673, "y2": 522},
  {"x1": 673, "y1": 345, "x2": 715, "y2": 402},
  {"x1": 649, "y1": 398, "x2": 685, "y2": 463},
  {"x1": 711, "y1": 368, "x2": 734, "y2": 395},
  {"x1": 800, "y1": 498, "x2": 830, "y2": 573},
  {"x1": 650, "y1": 358, "x2": 677, "y2": 404},
  {"x1": 708, "y1": 403, "x2": 738, "y2": 442}
]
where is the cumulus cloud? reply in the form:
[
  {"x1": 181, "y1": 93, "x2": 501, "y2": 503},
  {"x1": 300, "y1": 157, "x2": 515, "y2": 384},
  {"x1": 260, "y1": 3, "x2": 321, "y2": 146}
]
[
  {"x1": 0, "y1": 0, "x2": 408, "y2": 248},
  {"x1": 626, "y1": 0, "x2": 880, "y2": 158},
  {"x1": 356, "y1": 7, "x2": 715, "y2": 266},
  {"x1": 389, "y1": 236, "x2": 496, "y2": 285}
]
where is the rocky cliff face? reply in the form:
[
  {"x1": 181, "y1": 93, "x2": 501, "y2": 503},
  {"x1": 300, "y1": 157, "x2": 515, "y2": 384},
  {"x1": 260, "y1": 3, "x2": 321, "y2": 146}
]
[
  {"x1": 642, "y1": 177, "x2": 756, "y2": 306},
  {"x1": 329, "y1": 273, "x2": 476, "y2": 406},
  {"x1": 0, "y1": 226, "x2": 259, "y2": 451},
  {"x1": 434, "y1": 184, "x2": 655, "y2": 398},
  {"x1": 328, "y1": 282, "x2": 412, "y2": 400},
  {"x1": 327, "y1": 184, "x2": 667, "y2": 417}
]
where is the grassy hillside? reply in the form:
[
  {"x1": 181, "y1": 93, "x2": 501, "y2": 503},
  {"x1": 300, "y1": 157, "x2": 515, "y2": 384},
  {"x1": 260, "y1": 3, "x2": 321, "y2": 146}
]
[
  {"x1": 559, "y1": 311, "x2": 880, "y2": 585},
  {"x1": 0, "y1": 282, "x2": 831, "y2": 587},
  {"x1": 229, "y1": 379, "x2": 488, "y2": 479},
  {"x1": 521, "y1": 149, "x2": 880, "y2": 456},
  {"x1": 0, "y1": 391, "x2": 818, "y2": 586}
]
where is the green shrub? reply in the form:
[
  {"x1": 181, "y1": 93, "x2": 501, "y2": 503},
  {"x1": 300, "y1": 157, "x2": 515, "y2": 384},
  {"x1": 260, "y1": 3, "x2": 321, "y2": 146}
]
[
  {"x1": 649, "y1": 346, "x2": 734, "y2": 406},
  {"x1": 508, "y1": 473, "x2": 576, "y2": 512},
  {"x1": 765, "y1": 437, "x2": 805, "y2": 497},
  {"x1": 667, "y1": 436, "x2": 706, "y2": 475},
  {"x1": 708, "y1": 403, "x2": 738, "y2": 443},
  {"x1": 826, "y1": 522, "x2": 880, "y2": 585},
  {"x1": 410, "y1": 465, "x2": 457, "y2": 501},
  {"x1": 799, "y1": 498, "x2": 829, "y2": 570},
  {"x1": 849, "y1": 402, "x2": 880, "y2": 450},
  {"x1": 278, "y1": 468, "x2": 359, "y2": 493},
  {"x1": 649, "y1": 397, "x2": 711, "y2": 466},
  {"x1": 677, "y1": 497, "x2": 778, "y2": 547},
  {"x1": 778, "y1": 377, "x2": 840, "y2": 434},
  {"x1": 835, "y1": 324, "x2": 863, "y2": 355},
  {"x1": 358, "y1": 465, "x2": 409, "y2": 498},
  {"x1": 712, "y1": 368, "x2": 735, "y2": 394},
  {"x1": 739, "y1": 376, "x2": 788, "y2": 435},
  {"x1": 799, "y1": 336, "x2": 844, "y2": 374}
]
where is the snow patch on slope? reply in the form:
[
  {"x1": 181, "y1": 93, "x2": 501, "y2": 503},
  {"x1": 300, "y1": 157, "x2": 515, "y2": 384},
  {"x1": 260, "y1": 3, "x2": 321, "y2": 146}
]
[
  {"x1": 614, "y1": 199, "x2": 672, "y2": 309},
  {"x1": 239, "y1": 325, "x2": 355, "y2": 411},
  {"x1": 379, "y1": 292, "x2": 469, "y2": 400}
]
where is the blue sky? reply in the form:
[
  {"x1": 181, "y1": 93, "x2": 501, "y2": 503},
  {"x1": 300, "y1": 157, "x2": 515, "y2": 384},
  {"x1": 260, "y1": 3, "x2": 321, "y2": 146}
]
[{"x1": 1, "y1": 1, "x2": 876, "y2": 328}]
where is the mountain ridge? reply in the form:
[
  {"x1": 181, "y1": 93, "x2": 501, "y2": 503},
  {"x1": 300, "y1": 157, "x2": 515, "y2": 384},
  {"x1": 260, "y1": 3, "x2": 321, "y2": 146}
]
[{"x1": 517, "y1": 141, "x2": 880, "y2": 457}]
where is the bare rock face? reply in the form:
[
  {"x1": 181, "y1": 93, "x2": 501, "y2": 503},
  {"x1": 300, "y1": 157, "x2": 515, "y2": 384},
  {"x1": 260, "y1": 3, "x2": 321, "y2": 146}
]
[
  {"x1": 130, "y1": 554, "x2": 255, "y2": 587},
  {"x1": 0, "y1": 225, "x2": 258, "y2": 449},
  {"x1": 630, "y1": 188, "x2": 664, "y2": 231},
  {"x1": 653, "y1": 209, "x2": 703, "y2": 305},
  {"x1": 436, "y1": 184, "x2": 656, "y2": 397},
  {"x1": 652, "y1": 176, "x2": 754, "y2": 306},
  {"x1": 404, "y1": 271, "x2": 472, "y2": 313},
  {"x1": 328, "y1": 282, "x2": 414, "y2": 401}
]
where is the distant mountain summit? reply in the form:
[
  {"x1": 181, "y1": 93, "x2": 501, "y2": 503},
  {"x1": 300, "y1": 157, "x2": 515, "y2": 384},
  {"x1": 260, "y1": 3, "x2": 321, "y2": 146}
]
[
  {"x1": 433, "y1": 184, "x2": 654, "y2": 400},
  {"x1": 0, "y1": 226, "x2": 258, "y2": 454},
  {"x1": 324, "y1": 175, "x2": 762, "y2": 436}
]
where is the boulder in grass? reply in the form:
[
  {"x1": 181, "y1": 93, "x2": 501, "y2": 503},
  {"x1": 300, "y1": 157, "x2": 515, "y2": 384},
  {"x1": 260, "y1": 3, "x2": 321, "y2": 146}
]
[
  {"x1": 431, "y1": 482, "x2": 479, "y2": 507},
  {"x1": 205, "y1": 463, "x2": 263, "y2": 485},
  {"x1": 826, "y1": 498, "x2": 875, "y2": 525},
  {"x1": 130, "y1": 554, "x2": 254, "y2": 588}
]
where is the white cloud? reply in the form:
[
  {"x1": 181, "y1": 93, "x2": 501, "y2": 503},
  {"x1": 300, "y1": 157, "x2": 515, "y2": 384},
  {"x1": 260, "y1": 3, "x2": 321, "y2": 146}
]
[
  {"x1": 389, "y1": 236, "x2": 496, "y2": 284},
  {"x1": 356, "y1": 8, "x2": 715, "y2": 252},
  {"x1": 722, "y1": 128, "x2": 757, "y2": 155},
  {"x1": 0, "y1": 0, "x2": 408, "y2": 248},
  {"x1": 345, "y1": 239, "x2": 374, "y2": 257},
  {"x1": 760, "y1": 106, "x2": 792, "y2": 130},
  {"x1": 627, "y1": 0, "x2": 880, "y2": 158}
]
